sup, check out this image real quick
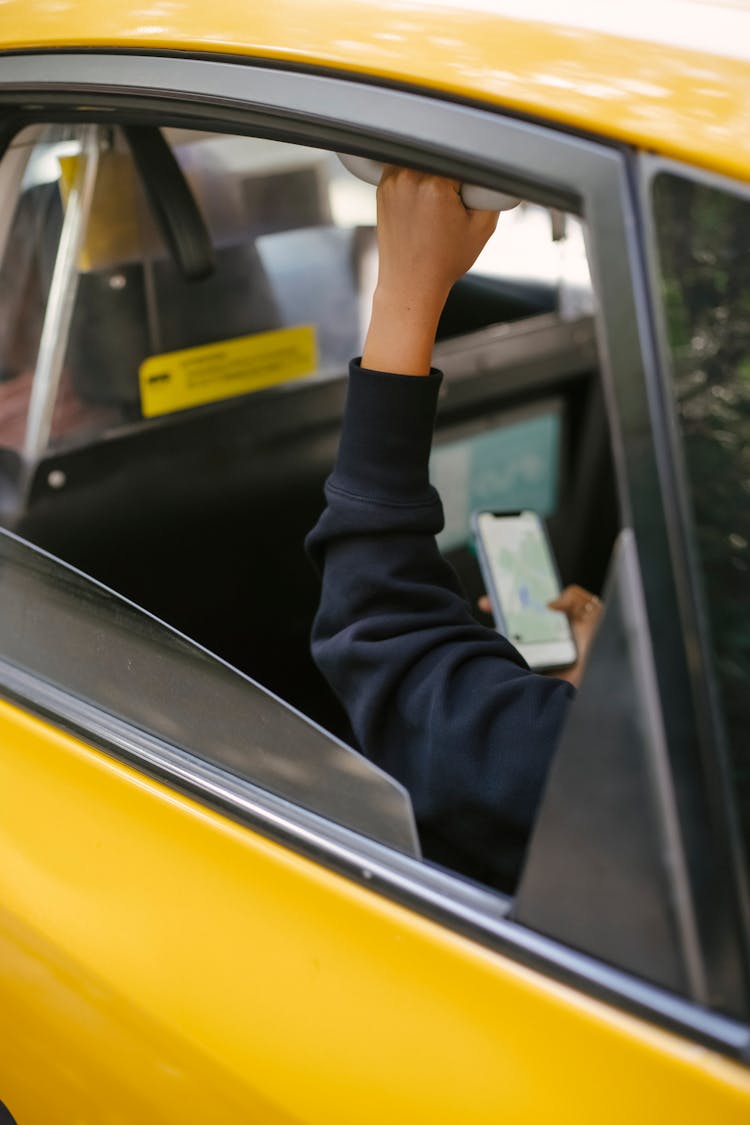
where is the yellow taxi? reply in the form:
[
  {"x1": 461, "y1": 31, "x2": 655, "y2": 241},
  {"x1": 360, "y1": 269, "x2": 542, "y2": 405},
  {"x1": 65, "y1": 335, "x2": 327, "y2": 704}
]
[{"x1": 0, "y1": 1, "x2": 748, "y2": 1121}]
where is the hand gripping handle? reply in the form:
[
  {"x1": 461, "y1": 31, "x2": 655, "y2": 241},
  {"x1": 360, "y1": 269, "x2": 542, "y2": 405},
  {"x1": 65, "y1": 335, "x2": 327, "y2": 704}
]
[{"x1": 337, "y1": 154, "x2": 520, "y2": 212}]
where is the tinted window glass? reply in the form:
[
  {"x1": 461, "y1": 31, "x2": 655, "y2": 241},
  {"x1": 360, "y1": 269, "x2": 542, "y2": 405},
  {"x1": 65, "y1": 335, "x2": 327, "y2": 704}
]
[
  {"x1": 652, "y1": 172, "x2": 750, "y2": 867},
  {"x1": 0, "y1": 527, "x2": 419, "y2": 855}
]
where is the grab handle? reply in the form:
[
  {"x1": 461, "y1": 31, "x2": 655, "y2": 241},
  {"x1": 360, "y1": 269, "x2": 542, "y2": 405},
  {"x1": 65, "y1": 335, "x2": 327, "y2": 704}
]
[{"x1": 337, "y1": 153, "x2": 520, "y2": 212}]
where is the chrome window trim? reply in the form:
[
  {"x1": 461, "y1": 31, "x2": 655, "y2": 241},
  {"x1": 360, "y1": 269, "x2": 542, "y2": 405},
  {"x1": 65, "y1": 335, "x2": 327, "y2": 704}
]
[{"x1": 0, "y1": 50, "x2": 746, "y2": 1052}]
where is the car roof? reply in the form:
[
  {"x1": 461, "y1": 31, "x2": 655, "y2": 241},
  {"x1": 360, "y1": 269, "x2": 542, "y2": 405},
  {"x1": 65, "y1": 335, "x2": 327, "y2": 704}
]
[{"x1": 1, "y1": 0, "x2": 749, "y2": 182}]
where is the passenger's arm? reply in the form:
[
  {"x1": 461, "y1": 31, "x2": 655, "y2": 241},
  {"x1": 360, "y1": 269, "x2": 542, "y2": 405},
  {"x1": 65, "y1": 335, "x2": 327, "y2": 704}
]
[{"x1": 306, "y1": 169, "x2": 574, "y2": 891}]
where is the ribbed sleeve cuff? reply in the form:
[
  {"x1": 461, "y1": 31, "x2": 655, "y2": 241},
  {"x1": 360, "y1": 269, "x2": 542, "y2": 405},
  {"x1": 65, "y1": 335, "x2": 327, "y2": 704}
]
[{"x1": 330, "y1": 359, "x2": 443, "y2": 501}]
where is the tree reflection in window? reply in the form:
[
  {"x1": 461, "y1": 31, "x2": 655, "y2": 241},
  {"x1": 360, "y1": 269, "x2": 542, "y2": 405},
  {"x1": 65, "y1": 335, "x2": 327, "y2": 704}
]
[{"x1": 652, "y1": 173, "x2": 750, "y2": 867}]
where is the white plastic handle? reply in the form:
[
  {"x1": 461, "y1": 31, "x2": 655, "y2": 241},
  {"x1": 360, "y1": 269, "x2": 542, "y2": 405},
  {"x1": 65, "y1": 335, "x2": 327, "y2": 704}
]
[{"x1": 337, "y1": 153, "x2": 520, "y2": 212}]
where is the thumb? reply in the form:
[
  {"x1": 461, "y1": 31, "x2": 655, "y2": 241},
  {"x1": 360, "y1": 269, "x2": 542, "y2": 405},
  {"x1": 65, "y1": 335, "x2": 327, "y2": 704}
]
[
  {"x1": 548, "y1": 584, "x2": 588, "y2": 615},
  {"x1": 548, "y1": 589, "x2": 574, "y2": 612}
]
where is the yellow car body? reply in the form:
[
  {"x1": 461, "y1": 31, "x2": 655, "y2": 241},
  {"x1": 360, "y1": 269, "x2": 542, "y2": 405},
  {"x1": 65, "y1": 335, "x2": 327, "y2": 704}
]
[
  {"x1": 0, "y1": 2, "x2": 748, "y2": 1122},
  {"x1": 0, "y1": 0, "x2": 749, "y2": 179},
  {"x1": 6, "y1": 700, "x2": 747, "y2": 1124}
]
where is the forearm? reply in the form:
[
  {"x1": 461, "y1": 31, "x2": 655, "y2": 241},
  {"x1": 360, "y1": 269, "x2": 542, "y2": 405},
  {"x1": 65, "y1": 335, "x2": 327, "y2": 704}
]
[{"x1": 362, "y1": 165, "x2": 497, "y2": 377}]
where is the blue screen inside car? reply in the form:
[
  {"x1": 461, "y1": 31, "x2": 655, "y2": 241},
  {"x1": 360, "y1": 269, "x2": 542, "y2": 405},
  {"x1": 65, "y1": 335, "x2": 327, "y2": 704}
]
[{"x1": 430, "y1": 406, "x2": 561, "y2": 552}]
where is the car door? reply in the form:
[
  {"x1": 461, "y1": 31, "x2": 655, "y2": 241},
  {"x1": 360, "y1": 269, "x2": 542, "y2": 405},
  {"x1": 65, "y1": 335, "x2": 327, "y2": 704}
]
[{"x1": 0, "y1": 50, "x2": 748, "y2": 1125}]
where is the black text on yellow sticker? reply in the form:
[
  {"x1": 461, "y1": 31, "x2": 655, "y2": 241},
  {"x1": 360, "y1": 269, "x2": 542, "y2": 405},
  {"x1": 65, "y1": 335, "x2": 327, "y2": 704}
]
[{"x1": 139, "y1": 325, "x2": 318, "y2": 418}]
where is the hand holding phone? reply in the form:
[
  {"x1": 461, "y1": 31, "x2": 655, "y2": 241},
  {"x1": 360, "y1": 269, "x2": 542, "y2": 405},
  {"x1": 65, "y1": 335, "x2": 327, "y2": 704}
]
[{"x1": 472, "y1": 509, "x2": 577, "y2": 671}]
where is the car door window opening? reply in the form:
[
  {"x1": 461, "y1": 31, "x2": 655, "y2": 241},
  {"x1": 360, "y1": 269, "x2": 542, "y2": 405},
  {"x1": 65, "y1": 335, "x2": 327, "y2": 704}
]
[
  {"x1": 0, "y1": 122, "x2": 608, "y2": 739},
  {"x1": 0, "y1": 118, "x2": 617, "y2": 871}
]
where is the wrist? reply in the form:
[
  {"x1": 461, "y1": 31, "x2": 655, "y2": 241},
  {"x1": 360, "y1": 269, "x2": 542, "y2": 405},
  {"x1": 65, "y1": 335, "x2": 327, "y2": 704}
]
[
  {"x1": 362, "y1": 285, "x2": 446, "y2": 376},
  {"x1": 371, "y1": 281, "x2": 449, "y2": 327}
]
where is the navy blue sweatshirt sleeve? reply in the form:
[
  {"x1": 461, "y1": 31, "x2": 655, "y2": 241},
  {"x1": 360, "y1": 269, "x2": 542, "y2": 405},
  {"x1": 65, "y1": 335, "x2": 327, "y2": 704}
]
[{"x1": 305, "y1": 360, "x2": 574, "y2": 890}]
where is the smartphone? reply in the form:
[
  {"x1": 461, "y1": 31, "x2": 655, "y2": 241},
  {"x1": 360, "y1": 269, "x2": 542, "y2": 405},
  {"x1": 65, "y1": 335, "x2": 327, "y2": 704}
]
[{"x1": 471, "y1": 509, "x2": 576, "y2": 671}]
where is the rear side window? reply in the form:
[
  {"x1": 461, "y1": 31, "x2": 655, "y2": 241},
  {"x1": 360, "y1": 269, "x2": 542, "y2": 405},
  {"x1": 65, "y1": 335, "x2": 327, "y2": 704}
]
[{"x1": 651, "y1": 172, "x2": 750, "y2": 869}]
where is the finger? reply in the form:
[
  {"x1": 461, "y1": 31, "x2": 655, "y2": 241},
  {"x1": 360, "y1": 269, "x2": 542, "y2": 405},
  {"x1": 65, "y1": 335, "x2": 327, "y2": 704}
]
[
  {"x1": 429, "y1": 175, "x2": 466, "y2": 208},
  {"x1": 378, "y1": 164, "x2": 420, "y2": 193},
  {"x1": 378, "y1": 163, "x2": 399, "y2": 186},
  {"x1": 547, "y1": 588, "x2": 575, "y2": 611},
  {"x1": 468, "y1": 206, "x2": 500, "y2": 229},
  {"x1": 548, "y1": 584, "x2": 590, "y2": 610},
  {"x1": 478, "y1": 594, "x2": 492, "y2": 614}
]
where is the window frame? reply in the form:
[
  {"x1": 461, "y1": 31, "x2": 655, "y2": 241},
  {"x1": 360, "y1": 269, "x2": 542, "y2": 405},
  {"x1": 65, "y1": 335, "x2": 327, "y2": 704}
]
[{"x1": 0, "y1": 51, "x2": 746, "y2": 1056}]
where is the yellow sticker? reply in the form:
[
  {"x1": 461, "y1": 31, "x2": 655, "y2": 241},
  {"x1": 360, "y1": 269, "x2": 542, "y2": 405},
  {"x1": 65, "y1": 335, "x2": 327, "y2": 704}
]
[{"x1": 139, "y1": 325, "x2": 318, "y2": 418}]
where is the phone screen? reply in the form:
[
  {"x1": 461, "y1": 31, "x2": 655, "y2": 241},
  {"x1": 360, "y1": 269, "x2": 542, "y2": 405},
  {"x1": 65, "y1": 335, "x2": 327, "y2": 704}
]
[{"x1": 475, "y1": 510, "x2": 576, "y2": 669}]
